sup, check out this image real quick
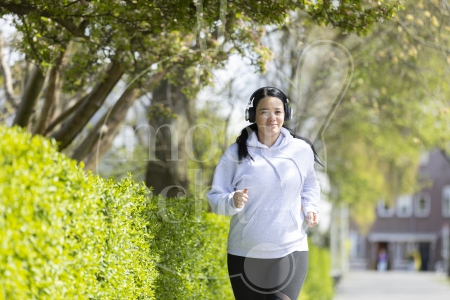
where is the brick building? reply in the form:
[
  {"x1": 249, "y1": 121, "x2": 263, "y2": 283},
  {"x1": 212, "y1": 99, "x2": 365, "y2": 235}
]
[{"x1": 349, "y1": 149, "x2": 450, "y2": 272}]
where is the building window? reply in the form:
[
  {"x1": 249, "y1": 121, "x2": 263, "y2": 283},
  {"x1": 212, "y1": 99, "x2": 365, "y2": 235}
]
[
  {"x1": 443, "y1": 186, "x2": 450, "y2": 218},
  {"x1": 396, "y1": 195, "x2": 413, "y2": 217},
  {"x1": 378, "y1": 199, "x2": 395, "y2": 217},
  {"x1": 414, "y1": 193, "x2": 430, "y2": 217}
]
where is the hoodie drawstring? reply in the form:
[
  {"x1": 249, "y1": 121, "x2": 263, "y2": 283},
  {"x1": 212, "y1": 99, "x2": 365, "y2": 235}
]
[
  {"x1": 277, "y1": 149, "x2": 304, "y2": 193},
  {"x1": 259, "y1": 148, "x2": 283, "y2": 189}
]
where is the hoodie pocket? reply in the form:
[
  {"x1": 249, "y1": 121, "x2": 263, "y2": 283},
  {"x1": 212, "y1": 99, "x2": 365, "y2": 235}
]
[{"x1": 240, "y1": 208, "x2": 301, "y2": 250}]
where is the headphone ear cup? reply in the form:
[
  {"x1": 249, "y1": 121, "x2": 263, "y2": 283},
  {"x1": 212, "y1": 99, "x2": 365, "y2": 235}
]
[
  {"x1": 248, "y1": 107, "x2": 255, "y2": 123},
  {"x1": 284, "y1": 102, "x2": 292, "y2": 120}
]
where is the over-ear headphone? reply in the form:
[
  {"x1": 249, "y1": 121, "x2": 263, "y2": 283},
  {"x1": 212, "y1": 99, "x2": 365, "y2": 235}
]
[{"x1": 245, "y1": 87, "x2": 293, "y2": 123}]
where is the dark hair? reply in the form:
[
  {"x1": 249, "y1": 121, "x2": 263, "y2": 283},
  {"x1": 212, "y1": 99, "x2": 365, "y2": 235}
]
[{"x1": 236, "y1": 87, "x2": 323, "y2": 167}]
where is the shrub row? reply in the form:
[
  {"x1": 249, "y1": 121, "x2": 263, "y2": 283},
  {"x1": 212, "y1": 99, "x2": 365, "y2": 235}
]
[
  {"x1": 0, "y1": 125, "x2": 332, "y2": 299},
  {"x1": 0, "y1": 126, "x2": 160, "y2": 299},
  {"x1": 300, "y1": 242, "x2": 334, "y2": 300}
]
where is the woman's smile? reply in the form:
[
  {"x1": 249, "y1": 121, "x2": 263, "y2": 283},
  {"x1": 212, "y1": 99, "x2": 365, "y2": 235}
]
[{"x1": 255, "y1": 96, "x2": 285, "y2": 147}]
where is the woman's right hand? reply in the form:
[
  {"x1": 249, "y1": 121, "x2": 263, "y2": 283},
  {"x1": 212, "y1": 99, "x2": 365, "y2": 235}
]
[{"x1": 233, "y1": 188, "x2": 248, "y2": 208}]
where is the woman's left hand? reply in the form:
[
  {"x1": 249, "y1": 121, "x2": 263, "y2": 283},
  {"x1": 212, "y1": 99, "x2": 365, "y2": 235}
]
[{"x1": 307, "y1": 212, "x2": 319, "y2": 228}]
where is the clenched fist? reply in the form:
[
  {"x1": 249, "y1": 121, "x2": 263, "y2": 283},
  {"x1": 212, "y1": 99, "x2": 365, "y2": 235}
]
[
  {"x1": 233, "y1": 188, "x2": 249, "y2": 208},
  {"x1": 307, "y1": 212, "x2": 319, "y2": 228}
]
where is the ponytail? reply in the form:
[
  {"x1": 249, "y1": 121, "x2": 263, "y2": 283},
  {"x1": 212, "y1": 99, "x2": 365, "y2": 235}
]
[{"x1": 236, "y1": 123, "x2": 258, "y2": 161}]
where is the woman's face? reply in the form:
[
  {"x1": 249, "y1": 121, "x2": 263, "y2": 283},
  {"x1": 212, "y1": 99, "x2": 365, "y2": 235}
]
[{"x1": 255, "y1": 96, "x2": 285, "y2": 139}]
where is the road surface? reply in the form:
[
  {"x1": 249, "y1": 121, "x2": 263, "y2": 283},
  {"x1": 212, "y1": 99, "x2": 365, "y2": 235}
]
[{"x1": 334, "y1": 271, "x2": 450, "y2": 300}]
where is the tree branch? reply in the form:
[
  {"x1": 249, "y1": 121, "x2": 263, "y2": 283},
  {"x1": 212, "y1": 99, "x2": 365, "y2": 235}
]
[
  {"x1": 74, "y1": 69, "x2": 168, "y2": 165},
  {"x1": 74, "y1": 86, "x2": 139, "y2": 165},
  {"x1": 0, "y1": 0, "x2": 88, "y2": 38},
  {"x1": 397, "y1": 20, "x2": 450, "y2": 54},
  {"x1": 51, "y1": 60, "x2": 124, "y2": 150},
  {"x1": 33, "y1": 49, "x2": 66, "y2": 135},
  {"x1": 20, "y1": 16, "x2": 44, "y2": 62},
  {"x1": 43, "y1": 94, "x2": 86, "y2": 136}
]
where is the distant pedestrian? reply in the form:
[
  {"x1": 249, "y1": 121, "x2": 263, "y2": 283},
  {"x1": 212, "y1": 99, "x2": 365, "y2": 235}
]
[
  {"x1": 377, "y1": 248, "x2": 388, "y2": 271},
  {"x1": 207, "y1": 87, "x2": 322, "y2": 300}
]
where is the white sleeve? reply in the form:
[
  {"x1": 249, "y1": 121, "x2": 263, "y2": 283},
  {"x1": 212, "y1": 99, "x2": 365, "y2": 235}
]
[
  {"x1": 206, "y1": 154, "x2": 244, "y2": 216},
  {"x1": 301, "y1": 149, "x2": 320, "y2": 215}
]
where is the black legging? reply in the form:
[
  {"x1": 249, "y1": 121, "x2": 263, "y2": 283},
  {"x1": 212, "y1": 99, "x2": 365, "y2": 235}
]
[{"x1": 227, "y1": 251, "x2": 308, "y2": 300}]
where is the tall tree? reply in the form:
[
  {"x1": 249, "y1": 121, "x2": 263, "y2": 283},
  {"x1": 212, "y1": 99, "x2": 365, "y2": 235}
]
[
  {"x1": 221, "y1": 0, "x2": 450, "y2": 230},
  {"x1": 0, "y1": 0, "x2": 402, "y2": 194}
]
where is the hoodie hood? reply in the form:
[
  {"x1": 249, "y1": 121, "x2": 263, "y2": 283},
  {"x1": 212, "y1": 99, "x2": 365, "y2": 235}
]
[
  {"x1": 246, "y1": 127, "x2": 298, "y2": 191},
  {"x1": 247, "y1": 127, "x2": 293, "y2": 149}
]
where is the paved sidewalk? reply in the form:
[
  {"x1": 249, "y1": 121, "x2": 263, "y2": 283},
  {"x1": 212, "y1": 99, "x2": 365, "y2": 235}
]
[{"x1": 334, "y1": 271, "x2": 450, "y2": 300}]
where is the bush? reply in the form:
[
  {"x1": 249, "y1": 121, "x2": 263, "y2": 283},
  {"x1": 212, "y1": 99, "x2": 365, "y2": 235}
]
[
  {"x1": 299, "y1": 242, "x2": 334, "y2": 300},
  {"x1": 0, "y1": 125, "x2": 332, "y2": 300},
  {"x1": 94, "y1": 177, "x2": 158, "y2": 299},
  {"x1": 0, "y1": 126, "x2": 158, "y2": 299},
  {"x1": 147, "y1": 196, "x2": 233, "y2": 299},
  {"x1": 0, "y1": 125, "x2": 233, "y2": 299}
]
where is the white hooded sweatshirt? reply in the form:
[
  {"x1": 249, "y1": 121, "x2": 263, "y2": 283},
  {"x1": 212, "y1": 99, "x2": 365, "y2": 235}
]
[{"x1": 206, "y1": 127, "x2": 320, "y2": 258}]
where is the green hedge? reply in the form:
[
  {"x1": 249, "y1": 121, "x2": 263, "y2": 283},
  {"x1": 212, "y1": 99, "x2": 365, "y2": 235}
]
[
  {"x1": 0, "y1": 126, "x2": 158, "y2": 299},
  {"x1": 0, "y1": 125, "x2": 332, "y2": 300},
  {"x1": 0, "y1": 125, "x2": 233, "y2": 299},
  {"x1": 147, "y1": 197, "x2": 233, "y2": 299},
  {"x1": 299, "y1": 242, "x2": 334, "y2": 300}
]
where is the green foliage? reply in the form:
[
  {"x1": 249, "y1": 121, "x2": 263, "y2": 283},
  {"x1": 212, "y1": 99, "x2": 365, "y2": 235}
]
[
  {"x1": 0, "y1": 125, "x2": 234, "y2": 299},
  {"x1": 148, "y1": 196, "x2": 233, "y2": 299},
  {"x1": 187, "y1": 100, "x2": 232, "y2": 196},
  {"x1": 304, "y1": 0, "x2": 403, "y2": 35},
  {"x1": 0, "y1": 0, "x2": 403, "y2": 90},
  {"x1": 147, "y1": 103, "x2": 177, "y2": 120},
  {"x1": 0, "y1": 125, "x2": 158, "y2": 299},
  {"x1": 200, "y1": 213, "x2": 235, "y2": 299},
  {"x1": 0, "y1": 0, "x2": 404, "y2": 164},
  {"x1": 299, "y1": 242, "x2": 334, "y2": 300},
  {"x1": 94, "y1": 177, "x2": 159, "y2": 299},
  {"x1": 0, "y1": 125, "x2": 334, "y2": 299},
  {"x1": 322, "y1": 0, "x2": 450, "y2": 229},
  {"x1": 256, "y1": 0, "x2": 447, "y2": 230}
]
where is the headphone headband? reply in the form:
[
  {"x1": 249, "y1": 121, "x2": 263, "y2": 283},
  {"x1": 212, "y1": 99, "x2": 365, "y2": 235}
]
[{"x1": 245, "y1": 87, "x2": 293, "y2": 122}]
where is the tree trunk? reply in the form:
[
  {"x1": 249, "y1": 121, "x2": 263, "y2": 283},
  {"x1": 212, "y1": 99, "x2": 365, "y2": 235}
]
[
  {"x1": 33, "y1": 49, "x2": 65, "y2": 135},
  {"x1": 51, "y1": 60, "x2": 124, "y2": 150},
  {"x1": 145, "y1": 79, "x2": 196, "y2": 197},
  {"x1": 13, "y1": 65, "x2": 45, "y2": 128},
  {"x1": 43, "y1": 94, "x2": 86, "y2": 136},
  {"x1": 73, "y1": 86, "x2": 140, "y2": 167},
  {"x1": 73, "y1": 70, "x2": 168, "y2": 169}
]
